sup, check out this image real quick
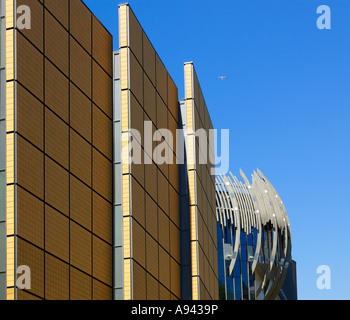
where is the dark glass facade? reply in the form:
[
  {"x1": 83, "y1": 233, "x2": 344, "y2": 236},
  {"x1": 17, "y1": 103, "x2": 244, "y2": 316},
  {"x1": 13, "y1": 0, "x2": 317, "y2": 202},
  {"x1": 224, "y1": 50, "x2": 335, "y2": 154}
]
[{"x1": 277, "y1": 260, "x2": 298, "y2": 300}]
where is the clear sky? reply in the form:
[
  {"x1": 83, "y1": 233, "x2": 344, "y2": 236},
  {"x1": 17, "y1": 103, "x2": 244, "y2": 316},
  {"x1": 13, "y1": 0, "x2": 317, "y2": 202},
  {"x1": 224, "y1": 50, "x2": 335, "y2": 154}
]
[{"x1": 84, "y1": 0, "x2": 350, "y2": 300}]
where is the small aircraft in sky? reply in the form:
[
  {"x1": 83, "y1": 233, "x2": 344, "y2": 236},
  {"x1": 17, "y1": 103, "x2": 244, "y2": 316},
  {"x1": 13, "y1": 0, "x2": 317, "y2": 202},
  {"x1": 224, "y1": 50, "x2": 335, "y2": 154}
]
[{"x1": 218, "y1": 76, "x2": 227, "y2": 80}]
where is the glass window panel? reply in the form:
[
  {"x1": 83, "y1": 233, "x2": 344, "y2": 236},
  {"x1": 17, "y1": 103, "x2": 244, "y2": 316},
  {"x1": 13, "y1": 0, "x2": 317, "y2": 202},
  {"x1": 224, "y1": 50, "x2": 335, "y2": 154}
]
[
  {"x1": 216, "y1": 224, "x2": 223, "y2": 259},
  {"x1": 226, "y1": 275, "x2": 234, "y2": 300},
  {"x1": 114, "y1": 163, "x2": 122, "y2": 205},
  {"x1": 0, "y1": 171, "x2": 5, "y2": 221},
  {"x1": 114, "y1": 122, "x2": 121, "y2": 163},
  {"x1": 113, "y1": 205, "x2": 123, "y2": 246},
  {"x1": 249, "y1": 274, "x2": 255, "y2": 300},
  {"x1": 0, "y1": 0, "x2": 4, "y2": 16},
  {"x1": 0, "y1": 120, "x2": 5, "y2": 169},
  {"x1": 0, "y1": 272, "x2": 6, "y2": 300},
  {"x1": 0, "y1": 18, "x2": 5, "y2": 68},
  {"x1": 234, "y1": 256, "x2": 241, "y2": 277},
  {"x1": 234, "y1": 276, "x2": 242, "y2": 300},
  {"x1": 0, "y1": 222, "x2": 5, "y2": 271},
  {"x1": 113, "y1": 246, "x2": 123, "y2": 288},
  {"x1": 241, "y1": 259, "x2": 249, "y2": 300},
  {"x1": 114, "y1": 53, "x2": 120, "y2": 80},
  {"x1": 241, "y1": 233, "x2": 247, "y2": 261},
  {"x1": 247, "y1": 233, "x2": 253, "y2": 246},
  {"x1": 226, "y1": 226, "x2": 231, "y2": 244},
  {"x1": 114, "y1": 288, "x2": 123, "y2": 300},
  {"x1": 0, "y1": 71, "x2": 5, "y2": 119},
  {"x1": 113, "y1": 80, "x2": 121, "y2": 121}
]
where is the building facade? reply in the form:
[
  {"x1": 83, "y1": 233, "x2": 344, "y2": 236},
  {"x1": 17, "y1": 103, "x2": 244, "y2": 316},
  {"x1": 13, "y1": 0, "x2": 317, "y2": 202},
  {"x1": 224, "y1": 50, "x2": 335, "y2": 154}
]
[
  {"x1": 0, "y1": 0, "x2": 6, "y2": 301},
  {"x1": 179, "y1": 63, "x2": 218, "y2": 300},
  {"x1": 216, "y1": 170, "x2": 294, "y2": 300},
  {"x1": 0, "y1": 0, "x2": 114, "y2": 300},
  {"x1": 277, "y1": 259, "x2": 297, "y2": 300},
  {"x1": 0, "y1": 1, "x2": 219, "y2": 300},
  {"x1": 0, "y1": 0, "x2": 294, "y2": 301},
  {"x1": 113, "y1": 4, "x2": 181, "y2": 300}
]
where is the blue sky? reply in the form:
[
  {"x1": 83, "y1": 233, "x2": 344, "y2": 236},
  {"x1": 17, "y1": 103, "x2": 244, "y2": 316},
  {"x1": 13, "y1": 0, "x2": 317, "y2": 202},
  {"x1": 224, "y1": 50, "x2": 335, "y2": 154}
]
[{"x1": 84, "y1": 0, "x2": 350, "y2": 300}]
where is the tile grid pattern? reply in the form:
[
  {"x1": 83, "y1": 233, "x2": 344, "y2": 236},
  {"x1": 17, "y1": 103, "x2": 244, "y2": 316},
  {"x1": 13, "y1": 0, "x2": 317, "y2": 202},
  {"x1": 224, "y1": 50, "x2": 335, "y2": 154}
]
[{"x1": 4, "y1": 0, "x2": 114, "y2": 300}]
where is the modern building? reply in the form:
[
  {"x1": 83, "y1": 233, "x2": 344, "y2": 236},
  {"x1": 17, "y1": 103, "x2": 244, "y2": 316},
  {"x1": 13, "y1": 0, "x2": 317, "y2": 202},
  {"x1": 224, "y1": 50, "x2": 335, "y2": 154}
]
[
  {"x1": 216, "y1": 170, "x2": 296, "y2": 300},
  {"x1": 1, "y1": 0, "x2": 115, "y2": 300},
  {"x1": 178, "y1": 63, "x2": 218, "y2": 300},
  {"x1": 0, "y1": 0, "x2": 295, "y2": 301},
  {"x1": 113, "y1": 5, "x2": 182, "y2": 300},
  {"x1": 277, "y1": 259, "x2": 297, "y2": 300},
  {"x1": 0, "y1": 0, "x2": 219, "y2": 300}
]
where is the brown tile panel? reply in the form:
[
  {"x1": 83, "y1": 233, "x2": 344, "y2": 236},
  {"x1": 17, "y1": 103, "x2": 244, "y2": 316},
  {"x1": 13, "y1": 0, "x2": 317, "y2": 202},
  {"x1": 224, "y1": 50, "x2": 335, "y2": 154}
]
[
  {"x1": 145, "y1": 193, "x2": 158, "y2": 241},
  {"x1": 70, "y1": 175, "x2": 92, "y2": 230},
  {"x1": 128, "y1": 8, "x2": 143, "y2": 66},
  {"x1": 45, "y1": 108, "x2": 69, "y2": 169},
  {"x1": 17, "y1": 135, "x2": 44, "y2": 199},
  {"x1": 45, "y1": 59, "x2": 69, "y2": 123},
  {"x1": 170, "y1": 257, "x2": 181, "y2": 299},
  {"x1": 93, "y1": 279, "x2": 112, "y2": 300},
  {"x1": 159, "y1": 283, "x2": 171, "y2": 300},
  {"x1": 129, "y1": 51, "x2": 143, "y2": 106},
  {"x1": 170, "y1": 221, "x2": 180, "y2": 263},
  {"x1": 169, "y1": 184, "x2": 179, "y2": 227},
  {"x1": 146, "y1": 273, "x2": 159, "y2": 300},
  {"x1": 93, "y1": 191, "x2": 112, "y2": 244},
  {"x1": 17, "y1": 239, "x2": 44, "y2": 299},
  {"x1": 93, "y1": 235, "x2": 112, "y2": 286},
  {"x1": 45, "y1": 9, "x2": 69, "y2": 76},
  {"x1": 130, "y1": 93, "x2": 144, "y2": 145},
  {"x1": 45, "y1": 253, "x2": 69, "y2": 300},
  {"x1": 131, "y1": 162, "x2": 145, "y2": 191},
  {"x1": 45, "y1": 156, "x2": 69, "y2": 216},
  {"x1": 156, "y1": 93, "x2": 167, "y2": 132},
  {"x1": 70, "y1": 83, "x2": 91, "y2": 142},
  {"x1": 93, "y1": 61, "x2": 112, "y2": 118},
  {"x1": 70, "y1": 0, "x2": 91, "y2": 53},
  {"x1": 145, "y1": 160, "x2": 158, "y2": 201},
  {"x1": 70, "y1": 267, "x2": 92, "y2": 300},
  {"x1": 17, "y1": 32, "x2": 44, "y2": 101},
  {"x1": 155, "y1": 55, "x2": 167, "y2": 105},
  {"x1": 70, "y1": 129, "x2": 91, "y2": 187},
  {"x1": 70, "y1": 37, "x2": 91, "y2": 98},
  {"x1": 157, "y1": 171, "x2": 169, "y2": 215},
  {"x1": 70, "y1": 221, "x2": 92, "y2": 274},
  {"x1": 93, "y1": 103, "x2": 112, "y2": 159},
  {"x1": 133, "y1": 261, "x2": 146, "y2": 300},
  {"x1": 158, "y1": 247, "x2": 170, "y2": 289},
  {"x1": 17, "y1": 290, "x2": 43, "y2": 300},
  {"x1": 45, "y1": 205, "x2": 69, "y2": 262},
  {"x1": 17, "y1": 84, "x2": 44, "y2": 150},
  {"x1": 44, "y1": 0, "x2": 69, "y2": 29},
  {"x1": 132, "y1": 219, "x2": 146, "y2": 269},
  {"x1": 92, "y1": 149, "x2": 112, "y2": 203},
  {"x1": 17, "y1": 0, "x2": 43, "y2": 52},
  {"x1": 92, "y1": 16, "x2": 112, "y2": 76},
  {"x1": 167, "y1": 74, "x2": 178, "y2": 121},
  {"x1": 17, "y1": 186, "x2": 44, "y2": 248},
  {"x1": 146, "y1": 233, "x2": 158, "y2": 279},
  {"x1": 143, "y1": 73, "x2": 156, "y2": 123},
  {"x1": 158, "y1": 209, "x2": 169, "y2": 253},
  {"x1": 142, "y1": 32, "x2": 156, "y2": 86},
  {"x1": 131, "y1": 177, "x2": 145, "y2": 228}
]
